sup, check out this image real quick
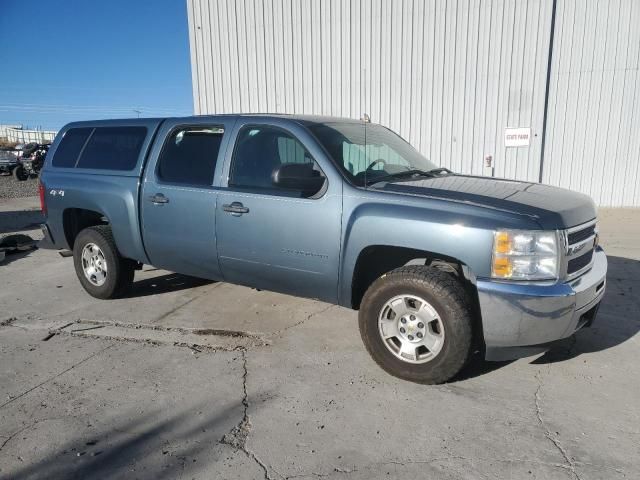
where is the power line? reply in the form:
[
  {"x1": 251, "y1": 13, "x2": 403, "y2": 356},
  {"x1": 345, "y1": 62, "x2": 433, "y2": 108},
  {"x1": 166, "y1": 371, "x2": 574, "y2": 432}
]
[
  {"x1": 0, "y1": 103, "x2": 191, "y2": 115},
  {"x1": 0, "y1": 102, "x2": 189, "y2": 111},
  {"x1": 0, "y1": 107, "x2": 191, "y2": 117},
  {"x1": 0, "y1": 85, "x2": 189, "y2": 92}
]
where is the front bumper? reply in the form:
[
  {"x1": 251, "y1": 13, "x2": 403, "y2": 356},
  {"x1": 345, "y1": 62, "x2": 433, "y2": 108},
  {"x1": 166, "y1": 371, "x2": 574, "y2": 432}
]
[{"x1": 477, "y1": 247, "x2": 607, "y2": 361}]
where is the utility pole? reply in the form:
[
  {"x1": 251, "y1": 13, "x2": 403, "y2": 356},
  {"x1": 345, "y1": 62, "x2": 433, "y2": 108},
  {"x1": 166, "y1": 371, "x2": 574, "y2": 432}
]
[{"x1": 133, "y1": 108, "x2": 142, "y2": 118}]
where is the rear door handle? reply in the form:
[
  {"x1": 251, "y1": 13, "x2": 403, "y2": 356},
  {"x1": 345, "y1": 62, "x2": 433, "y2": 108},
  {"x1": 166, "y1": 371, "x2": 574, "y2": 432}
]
[
  {"x1": 223, "y1": 202, "x2": 249, "y2": 215},
  {"x1": 149, "y1": 193, "x2": 169, "y2": 205}
]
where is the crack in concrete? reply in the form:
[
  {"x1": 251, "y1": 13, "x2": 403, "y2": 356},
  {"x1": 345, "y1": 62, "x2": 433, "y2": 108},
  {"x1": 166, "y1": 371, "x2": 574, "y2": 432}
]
[
  {"x1": 45, "y1": 316, "x2": 270, "y2": 353},
  {"x1": 50, "y1": 328, "x2": 252, "y2": 353},
  {"x1": 152, "y1": 284, "x2": 222, "y2": 323},
  {"x1": 0, "y1": 430, "x2": 22, "y2": 453},
  {"x1": 61, "y1": 318, "x2": 264, "y2": 339},
  {"x1": 534, "y1": 373, "x2": 581, "y2": 480},
  {"x1": 0, "y1": 417, "x2": 68, "y2": 453},
  {"x1": 220, "y1": 350, "x2": 281, "y2": 480},
  {"x1": 0, "y1": 343, "x2": 114, "y2": 411},
  {"x1": 271, "y1": 305, "x2": 335, "y2": 338}
]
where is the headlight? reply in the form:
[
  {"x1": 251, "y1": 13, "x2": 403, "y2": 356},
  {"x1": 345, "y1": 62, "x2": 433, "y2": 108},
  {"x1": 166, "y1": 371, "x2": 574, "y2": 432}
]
[{"x1": 492, "y1": 230, "x2": 560, "y2": 280}]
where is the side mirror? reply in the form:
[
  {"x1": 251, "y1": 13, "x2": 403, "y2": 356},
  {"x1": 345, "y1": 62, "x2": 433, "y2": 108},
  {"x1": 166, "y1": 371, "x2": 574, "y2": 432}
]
[{"x1": 272, "y1": 163, "x2": 325, "y2": 197}]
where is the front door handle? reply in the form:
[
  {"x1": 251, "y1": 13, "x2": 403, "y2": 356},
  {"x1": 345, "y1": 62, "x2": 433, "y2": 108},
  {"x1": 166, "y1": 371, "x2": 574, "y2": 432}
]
[
  {"x1": 223, "y1": 202, "x2": 249, "y2": 216},
  {"x1": 149, "y1": 193, "x2": 169, "y2": 205}
]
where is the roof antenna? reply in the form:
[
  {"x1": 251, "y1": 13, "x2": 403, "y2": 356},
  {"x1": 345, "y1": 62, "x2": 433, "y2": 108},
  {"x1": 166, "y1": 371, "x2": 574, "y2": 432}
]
[
  {"x1": 362, "y1": 112, "x2": 369, "y2": 189},
  {"x1": 362, "y1": 63, "x2": 369, "y2": 188}
]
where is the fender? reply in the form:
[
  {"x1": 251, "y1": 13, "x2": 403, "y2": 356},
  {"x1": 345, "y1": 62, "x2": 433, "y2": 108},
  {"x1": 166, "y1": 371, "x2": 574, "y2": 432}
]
[{"x1": 338, "y1": 192, "x2": 542, "y2": 307}]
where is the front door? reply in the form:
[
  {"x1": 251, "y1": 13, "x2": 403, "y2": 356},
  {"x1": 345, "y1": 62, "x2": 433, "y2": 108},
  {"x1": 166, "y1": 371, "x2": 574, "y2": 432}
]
[
  {"x1": 216, "y1": 121, "x2": 342, "y2": 302},
  {"x1": 141, "y1": 119, "x2": 235, "y2": 279}
]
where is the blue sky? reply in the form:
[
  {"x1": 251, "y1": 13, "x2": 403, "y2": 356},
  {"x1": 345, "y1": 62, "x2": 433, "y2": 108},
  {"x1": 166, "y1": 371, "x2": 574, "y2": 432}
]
[{"x1": 0, "y1": 0, "x2": 193, "y2": 131}]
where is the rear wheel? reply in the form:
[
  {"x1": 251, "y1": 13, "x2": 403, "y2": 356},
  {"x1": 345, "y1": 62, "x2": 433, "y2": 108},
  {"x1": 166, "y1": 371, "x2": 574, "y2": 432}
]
[
  {"x1": 359, "y1": 266, "x2": 473, "y2": 384},
  {"x1": 13, "y1": 165, "x2": 27, "y2": 181},
  {"x1": 73, "y1": 226, "x2": 135, "y2": 299}
]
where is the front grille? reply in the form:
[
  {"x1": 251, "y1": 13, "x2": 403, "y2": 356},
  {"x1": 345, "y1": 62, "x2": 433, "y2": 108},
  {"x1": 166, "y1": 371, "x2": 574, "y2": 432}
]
[
  {"x1": 568, "y1": 249, "x2": 594, "y2": 274},
  {"x1": 567, "y1": 224, "x2": 596, "y2": 244},
  {"x1": 564, "y1": 220, "x2": 597, "y2": 278}
]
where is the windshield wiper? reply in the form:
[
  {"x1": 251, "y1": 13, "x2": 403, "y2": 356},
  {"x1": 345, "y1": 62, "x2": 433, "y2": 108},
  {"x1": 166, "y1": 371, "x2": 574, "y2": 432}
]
[
  {"x1": 365, "y1": 170, "x2": 428, "y2": 186},
  {"x1": 426, "y1": 167, "x2": 454, "y2": 176},
  {"x1": 366, "y1": 168, "x2": 452, "y2": 186}
]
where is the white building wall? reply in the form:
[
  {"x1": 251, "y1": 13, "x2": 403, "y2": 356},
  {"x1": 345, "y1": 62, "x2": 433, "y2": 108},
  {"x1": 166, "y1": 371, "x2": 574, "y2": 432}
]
[
  {"x1": 187, "y1": 0, "x2": 640, "y2": 206},
  {"x1": 543, "y1": 0, "x2": 640, "y2": 207}
]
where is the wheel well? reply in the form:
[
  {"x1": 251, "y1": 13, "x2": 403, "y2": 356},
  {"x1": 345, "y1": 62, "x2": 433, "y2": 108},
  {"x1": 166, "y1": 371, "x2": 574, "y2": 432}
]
[
  {"x1": 63, "y1": 208, "x2": 108, "y2": 249},
  {"x1": 351, "y1": 246, "x2": 466, "y2": 308},
  {"x1": 351, "y1": 245, "x2": 484, "y2": 349}
]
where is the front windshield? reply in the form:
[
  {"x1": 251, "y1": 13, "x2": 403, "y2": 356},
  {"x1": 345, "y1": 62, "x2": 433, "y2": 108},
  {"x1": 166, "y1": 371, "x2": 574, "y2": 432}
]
[{"x1": 307, "y1": 122, "x2": 438, "y2": 186}]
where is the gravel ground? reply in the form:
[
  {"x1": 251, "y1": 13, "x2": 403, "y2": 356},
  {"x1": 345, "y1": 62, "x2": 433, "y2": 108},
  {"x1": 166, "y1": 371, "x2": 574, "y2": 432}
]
[{"x1": 0, "y1": 174, "x2": 39, "y2": 198}]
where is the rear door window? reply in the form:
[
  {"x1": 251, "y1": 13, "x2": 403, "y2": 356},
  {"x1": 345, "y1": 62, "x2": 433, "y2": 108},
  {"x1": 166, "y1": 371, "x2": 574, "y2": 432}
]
[
  {"x1": 156, "y1": 127, "x2": 224, "y2": 186},
  {"x1": 52, "y1": 128, "x2": 93, "y2": 168},
  {"x1": 76, "y1": 127, "x2": 147, "y2": 170}
]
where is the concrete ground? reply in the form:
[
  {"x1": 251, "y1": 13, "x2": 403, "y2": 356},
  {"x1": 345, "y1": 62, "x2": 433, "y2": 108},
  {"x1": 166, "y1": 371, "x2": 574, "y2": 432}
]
[{"x1": 1, "y1": 197, "x2": 639, "y2": 480}]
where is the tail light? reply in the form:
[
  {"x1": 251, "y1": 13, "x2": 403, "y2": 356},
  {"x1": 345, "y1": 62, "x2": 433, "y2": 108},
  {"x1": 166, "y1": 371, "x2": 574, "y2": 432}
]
[{"x1": 38, "y1": 180, "x2": 47, "y2": 216}]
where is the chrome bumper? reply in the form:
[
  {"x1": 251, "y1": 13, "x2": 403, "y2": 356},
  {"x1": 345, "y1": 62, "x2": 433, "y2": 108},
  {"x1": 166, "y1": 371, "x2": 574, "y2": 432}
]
[{"x1": 477, "y1": 247, "x2": 607, "y2": 361}]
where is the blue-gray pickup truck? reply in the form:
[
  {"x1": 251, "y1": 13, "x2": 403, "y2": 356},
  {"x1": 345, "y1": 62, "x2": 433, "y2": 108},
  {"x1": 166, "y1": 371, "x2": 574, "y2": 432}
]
[{"x1": 39, "y1": 115, "x2": 607, "y2": 383}]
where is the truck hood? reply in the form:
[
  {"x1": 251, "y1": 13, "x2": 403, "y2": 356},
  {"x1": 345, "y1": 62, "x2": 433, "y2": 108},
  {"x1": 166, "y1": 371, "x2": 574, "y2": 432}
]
[{"x1": 374, "y1": 174, "x2": 596, "y2": 229}]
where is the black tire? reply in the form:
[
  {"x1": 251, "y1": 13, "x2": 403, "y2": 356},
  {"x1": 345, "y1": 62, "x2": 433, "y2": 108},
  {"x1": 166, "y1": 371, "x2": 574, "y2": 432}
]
[
  {"x1": 359, "y1": 266, "x2": 473, "y2": 384},
  {"x1": 73, "y1": 226, "x2": 135, "y2": 299},
  {"x1": 13, "y1": 165, "x2": 28, "y2": 181}
]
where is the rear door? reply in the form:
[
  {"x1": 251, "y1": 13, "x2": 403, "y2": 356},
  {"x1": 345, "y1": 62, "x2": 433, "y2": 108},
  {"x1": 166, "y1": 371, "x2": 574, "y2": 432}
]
[{"x1": 141, "y1": 117, "x2": 236, "y2": 279}]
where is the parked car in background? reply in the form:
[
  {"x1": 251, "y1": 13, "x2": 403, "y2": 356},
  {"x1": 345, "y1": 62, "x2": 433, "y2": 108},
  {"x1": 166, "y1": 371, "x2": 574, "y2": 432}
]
[
  {"x1": 39, "y1": 115, "x2": 607, "y2": 384},
  {"x1": 0, "y1": 149, "x2": 19, "y2": 175},
  {"x1": 13, "y1": 143, "x2": 49, "y2": 180}
]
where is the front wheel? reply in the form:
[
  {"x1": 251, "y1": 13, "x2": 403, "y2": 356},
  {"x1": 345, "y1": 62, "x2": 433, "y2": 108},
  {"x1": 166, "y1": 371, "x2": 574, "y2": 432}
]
[
  {"x1": 13, "y1": 165, "x2": 28, "y2": 181},
  {"x1": 359, "y1": 266, "x2": 473, "y2": 384},
  {"x1": 73, "y1": 226, "x2": 135, "y2": 299}
]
